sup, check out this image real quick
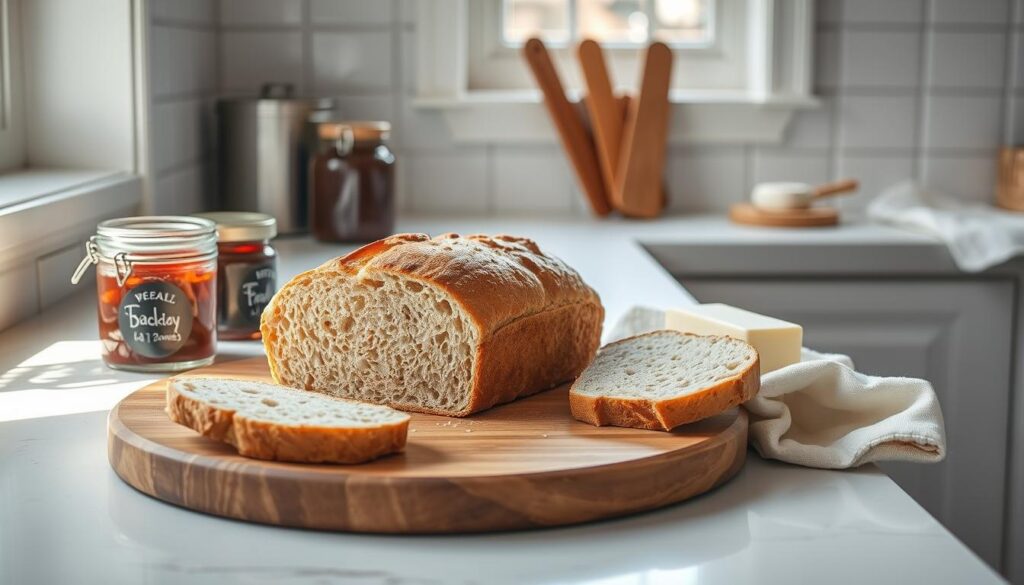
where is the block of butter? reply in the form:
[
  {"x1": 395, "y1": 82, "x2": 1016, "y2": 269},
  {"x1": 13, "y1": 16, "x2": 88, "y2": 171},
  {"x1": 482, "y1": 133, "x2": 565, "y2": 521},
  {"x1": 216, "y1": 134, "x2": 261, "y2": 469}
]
[{"x1": 665, "y1": 303, "x2": 802, "y2": 373}]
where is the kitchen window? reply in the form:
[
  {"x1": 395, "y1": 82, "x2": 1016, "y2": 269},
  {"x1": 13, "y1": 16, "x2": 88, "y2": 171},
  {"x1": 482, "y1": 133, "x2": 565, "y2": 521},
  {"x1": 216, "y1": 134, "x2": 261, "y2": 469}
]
[{"x1": 415, "y1": 0, "x2": 816, "y2": 144}]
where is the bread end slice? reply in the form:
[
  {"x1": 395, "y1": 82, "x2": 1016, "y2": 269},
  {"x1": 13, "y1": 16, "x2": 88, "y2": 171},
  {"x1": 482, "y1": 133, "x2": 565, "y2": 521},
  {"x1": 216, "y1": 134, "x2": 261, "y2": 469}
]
[
  {"x1": 166, "y1": 377, "x2": 410, "y2": 464},
  {"x1": 569, "y1": 331, "x2": 760, "y2": 431}
]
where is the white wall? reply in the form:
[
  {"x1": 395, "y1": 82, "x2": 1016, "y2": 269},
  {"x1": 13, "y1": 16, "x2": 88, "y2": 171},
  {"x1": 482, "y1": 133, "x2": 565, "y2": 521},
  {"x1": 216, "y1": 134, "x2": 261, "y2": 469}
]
[
  {"x1": 22, "y1": 0, "x2": 137, "y2": 170},
  {"x1": 146, "y1": 0, "x2": 1024, "y2": 216}
]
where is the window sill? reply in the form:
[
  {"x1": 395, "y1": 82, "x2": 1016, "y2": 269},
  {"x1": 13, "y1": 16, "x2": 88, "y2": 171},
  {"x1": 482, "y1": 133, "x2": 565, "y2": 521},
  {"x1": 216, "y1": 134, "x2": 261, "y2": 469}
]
[
  {"x1": 0, "y1": 170, "x2": 142, "y2": 272},
  {"x1": 412, "y1": 91, "x2": 819, "y2": 144}
]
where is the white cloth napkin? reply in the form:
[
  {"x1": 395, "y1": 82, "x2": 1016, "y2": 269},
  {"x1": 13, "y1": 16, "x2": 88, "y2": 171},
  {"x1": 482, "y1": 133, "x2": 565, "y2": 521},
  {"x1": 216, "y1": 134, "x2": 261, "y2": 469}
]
[
  {"x1": 608, "y1": 306, "x2": 947, "y2": 469},
  {"x1": 868, "y1": 180, "x2": 1024, "y2": 272}
]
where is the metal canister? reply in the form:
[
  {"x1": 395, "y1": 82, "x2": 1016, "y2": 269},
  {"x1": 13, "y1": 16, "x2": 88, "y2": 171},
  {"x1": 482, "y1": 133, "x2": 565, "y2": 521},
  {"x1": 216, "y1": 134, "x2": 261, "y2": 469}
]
[{"x1": 216, "y1": 83, "x2": 334, "y2": 233}]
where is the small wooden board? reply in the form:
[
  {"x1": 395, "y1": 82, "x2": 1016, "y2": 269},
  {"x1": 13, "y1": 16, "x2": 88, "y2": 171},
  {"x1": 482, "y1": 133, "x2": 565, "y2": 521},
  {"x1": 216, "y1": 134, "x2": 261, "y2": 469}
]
[
  {"x1": 108, "y1": 357, "x2": 747, "y2": 533},
  {"x1": 730, "y1": 203, "x2": 839, "y2": 228}
]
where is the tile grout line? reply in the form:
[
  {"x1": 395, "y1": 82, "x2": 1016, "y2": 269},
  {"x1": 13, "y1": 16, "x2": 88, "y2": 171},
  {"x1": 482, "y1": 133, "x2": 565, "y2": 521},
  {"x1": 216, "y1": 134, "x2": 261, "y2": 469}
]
[
  {"x1": 301, "y1": 0, "x2": 313, "y2": 96},
  {"x1": 911, "y1": 1, "x2": 932, "y2": 182},
  {"x1": 1003, "y1": 5, "x2": 1021, "y2": 145},
  {"x1": 389, "y1": 0, "x2": 409, "y2": 213}
]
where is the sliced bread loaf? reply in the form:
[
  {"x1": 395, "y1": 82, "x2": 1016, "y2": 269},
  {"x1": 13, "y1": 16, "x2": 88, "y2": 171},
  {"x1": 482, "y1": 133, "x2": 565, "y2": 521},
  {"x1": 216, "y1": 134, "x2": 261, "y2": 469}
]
[
  {"x1": 166, "y1": 377, "x2": 410, "y2": 463},
  {"x1": 260, "y1": 233, "x2": 603, "y2": 417},
  {"x1": 569, "y1": 330, "x2": 760, "y2": 431}
]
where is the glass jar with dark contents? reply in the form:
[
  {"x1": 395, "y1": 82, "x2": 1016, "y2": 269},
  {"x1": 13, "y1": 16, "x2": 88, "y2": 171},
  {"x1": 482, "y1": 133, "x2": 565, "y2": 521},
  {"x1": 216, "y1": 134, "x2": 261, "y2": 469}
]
[
  {"x1": 194, "y1": 212, "x2": 278, "y2": 341},
  {"x1": 310, "y1": 121, "x2": 396, "y2": 242},
  {"x1": 71, "y1": 217, "x2": 218, "y2": 372}
]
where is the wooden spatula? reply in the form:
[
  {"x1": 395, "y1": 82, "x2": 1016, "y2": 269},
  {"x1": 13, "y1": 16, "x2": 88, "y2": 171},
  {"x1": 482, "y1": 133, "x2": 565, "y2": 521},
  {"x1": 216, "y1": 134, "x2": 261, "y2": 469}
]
[
  {"x1": 523, "y1": 38, "x2": 612, "y2": 217},
  {"x1": 578, "y1": 40, "x2": 623, "y2": 198},
  {"x1": 616, "y1": 42, "x2": 672, "y2": 218}
]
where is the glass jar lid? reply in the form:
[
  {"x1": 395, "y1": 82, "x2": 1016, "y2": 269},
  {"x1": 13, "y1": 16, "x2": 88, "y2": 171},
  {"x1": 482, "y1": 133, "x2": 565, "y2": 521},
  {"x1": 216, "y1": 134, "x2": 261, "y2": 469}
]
[
  {"x1": 193, "y1": 212, "x2": 278, "y2": 242},
  {"x1": 317, "y1": 121, "x2": 391, "y2": 144},
  {"x1": 72, "y1": 216, "x2": 218, "y2": 286},
  {"x1": 95, "y1": 216, "x2": 217, "y2": 256}
]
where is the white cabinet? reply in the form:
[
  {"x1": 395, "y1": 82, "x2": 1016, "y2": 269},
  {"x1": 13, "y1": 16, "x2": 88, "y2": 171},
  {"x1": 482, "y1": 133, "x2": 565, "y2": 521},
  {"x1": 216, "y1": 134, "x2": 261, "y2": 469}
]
[{"x1": 678, "y1": 278, "x2": 1015, "y2": 570}]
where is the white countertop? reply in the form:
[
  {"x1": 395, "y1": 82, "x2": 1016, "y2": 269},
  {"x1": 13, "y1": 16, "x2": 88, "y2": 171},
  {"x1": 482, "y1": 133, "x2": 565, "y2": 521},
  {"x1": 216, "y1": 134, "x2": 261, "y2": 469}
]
[{"x1": 0, "y1": 217, "x2": 1002, "y2": 585}]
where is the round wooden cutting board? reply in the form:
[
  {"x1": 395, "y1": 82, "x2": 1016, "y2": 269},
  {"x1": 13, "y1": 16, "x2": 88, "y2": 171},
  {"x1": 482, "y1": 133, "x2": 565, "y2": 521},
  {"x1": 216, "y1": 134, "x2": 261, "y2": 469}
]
[{"x1": 108, "y1": 357, "x2": 748, "y2": 533}]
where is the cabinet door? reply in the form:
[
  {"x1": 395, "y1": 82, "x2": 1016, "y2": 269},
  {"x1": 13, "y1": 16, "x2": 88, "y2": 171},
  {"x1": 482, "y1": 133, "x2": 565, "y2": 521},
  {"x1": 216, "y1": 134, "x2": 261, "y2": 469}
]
[{"x1": 680, "y1": 278, "x2": 1014, "y2": 570}]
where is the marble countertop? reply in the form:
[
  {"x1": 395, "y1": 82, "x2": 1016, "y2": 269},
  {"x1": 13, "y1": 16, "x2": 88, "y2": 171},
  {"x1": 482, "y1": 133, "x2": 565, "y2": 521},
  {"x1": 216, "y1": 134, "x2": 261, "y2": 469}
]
[{"x1": 0, "y1": 216, "x2": 1003, "y2": 585}]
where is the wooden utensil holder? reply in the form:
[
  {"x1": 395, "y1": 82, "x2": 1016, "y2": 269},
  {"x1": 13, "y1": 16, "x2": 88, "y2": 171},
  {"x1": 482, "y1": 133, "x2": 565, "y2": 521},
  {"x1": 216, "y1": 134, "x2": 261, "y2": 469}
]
[{"x1": 996, "y1": 146, "x2": 1024, "y2": 211}]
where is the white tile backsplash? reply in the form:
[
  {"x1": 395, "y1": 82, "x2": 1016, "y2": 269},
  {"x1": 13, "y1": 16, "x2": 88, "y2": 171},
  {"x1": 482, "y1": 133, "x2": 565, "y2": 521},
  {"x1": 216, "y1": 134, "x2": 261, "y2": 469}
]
[
  {"x1": 752, "y1": 148, "x2": 831, "y2": 186},
  {"x1": 220, "y1": 31, "x2": 304, "y2": 93},
  {"x1": 841, "y1": 0, "x2": 924, "y2": 24},
  {"x1": 928, "y1": 31, "x2": 1008, "y2": 89},
  {"x1": 838, "y1": 95, "x2": 918, "y2": 150},
  {"x1": 922, "y1": 155, "x2": 997, "y2": 202},
  {"x1": 220, "y1": 0, "x2": 303, "y2": 25},
  {"x1": 138, "y1": 0, "x2": 1024, "y2": 220},
  {"x1": 784, "y1": 99, "x2": 834, "y2": 149},
  {"x1": 152, "y1": 165, "x2": 209, "y2": 215},
  {"x1": 836, "y1": 155, "x2": 915, "y2": 211},
  {"x1": 311, "y1": 0, "x2": 394, "y2": 25},
  {"x1": 923, "y1": 95, "x2": 1004, "y2": 151},
  {"x1": 664, "y1": 147, "x2": 747, "y2": 213},
  {"x1": 493, "y1": 147, "x2": 574, "y2": 212},
  {"x1": 840, "y1": 30, "x2": 921, "y2": 88},
  {"x1": 151, "y1": 27, "x2": 216, "y2": 98},
  {"x1": 407, "y1": 149, "x2": 490, "y2": 213},
  {"x1": 150, "y1": 0, "x2": 215, "y2": 25},
  {"x1": 311, "y1": 31, "x2": 393, "y2": 93},
  {"x1": 814, "y1": 30, "x2": 840, "y2": 92},
  {"x1": 930, "y1": 0, "x2": 1010, "y2": 24},
  {"x1": 151, "y1": 99, "x2": 206, "y2": 174}
]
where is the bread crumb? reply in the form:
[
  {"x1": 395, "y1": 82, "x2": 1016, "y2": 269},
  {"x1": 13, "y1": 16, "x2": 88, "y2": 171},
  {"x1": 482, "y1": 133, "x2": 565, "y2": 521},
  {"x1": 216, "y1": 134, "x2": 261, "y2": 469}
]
[
  {"x1": 465, "y1": 429, "x2": 472, "y2": 433},
  {"x1": 542, "y1": 434, "x2": 548, "y2": 438},
  {"x1": 411, "y1": 429, "x2": 417, "y2": 433}
]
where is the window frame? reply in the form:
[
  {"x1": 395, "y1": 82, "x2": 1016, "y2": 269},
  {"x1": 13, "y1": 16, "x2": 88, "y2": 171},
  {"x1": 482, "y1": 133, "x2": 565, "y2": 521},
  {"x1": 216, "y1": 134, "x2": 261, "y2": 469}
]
[
  {"x1": 469, "y1": 0, "x2": 745, "y2": 94},
  {"x1": 414, "y1": 0, "x2": 817, "y2": 145},
  {"x1": 0, "y1": 0, "x2": 25, "y2": 172}
]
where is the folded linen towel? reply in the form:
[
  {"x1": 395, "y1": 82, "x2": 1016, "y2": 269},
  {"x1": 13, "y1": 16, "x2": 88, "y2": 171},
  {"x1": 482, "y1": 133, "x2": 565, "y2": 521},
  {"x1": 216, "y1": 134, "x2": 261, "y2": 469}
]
[
  {"x1": 608, "y1": 306, "x2": 946, "y2": 469},
  {"x1": 868, "y1": 180, "x2": 1024, "y2": 272}
]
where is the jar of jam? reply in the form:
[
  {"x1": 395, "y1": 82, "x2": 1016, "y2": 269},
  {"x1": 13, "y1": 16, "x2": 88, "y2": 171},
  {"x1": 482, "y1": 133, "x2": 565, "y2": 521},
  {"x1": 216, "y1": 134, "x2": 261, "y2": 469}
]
[
  {"x1": 310, "y1": 121, "x2": 396, "y2": 242},
  {"x1": 71, "y1": 217, "x2": 218, "y2": 372},
  {"x1": 194, "y1": 212, "x2": 278, "y2": 341}
]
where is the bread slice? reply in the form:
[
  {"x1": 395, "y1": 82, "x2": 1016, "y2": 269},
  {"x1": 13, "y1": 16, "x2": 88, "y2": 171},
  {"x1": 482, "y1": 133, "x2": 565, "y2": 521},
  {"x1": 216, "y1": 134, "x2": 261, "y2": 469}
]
[
  {"x1": 166, "y1": 377, "x2": 410, "y2": 463},
  {"x1": 569, "y1": 330, "x2": 760, "y2": 431},
  {"x1": 260, "y1": 233, "x2": 603, "y2": 417}
]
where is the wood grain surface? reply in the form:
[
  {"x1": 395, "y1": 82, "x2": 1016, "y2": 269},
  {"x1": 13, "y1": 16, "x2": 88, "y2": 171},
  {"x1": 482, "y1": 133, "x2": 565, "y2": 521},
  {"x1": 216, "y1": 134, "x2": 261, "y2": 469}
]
[
  {"x1": 729, "y1": 203, "x2": 840, "y2": 228},
  {"x1": 108, "y1": 357, "x2": 748, "y2": 533},
  {"x1": 616, "y1": 42, "x2": 672, "y2": 218}
]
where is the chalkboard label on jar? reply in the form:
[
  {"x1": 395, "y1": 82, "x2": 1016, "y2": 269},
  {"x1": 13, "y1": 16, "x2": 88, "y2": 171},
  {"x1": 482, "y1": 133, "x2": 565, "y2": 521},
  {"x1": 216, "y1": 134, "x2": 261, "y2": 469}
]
[
  {"x1": 118, "y1": 281, "x2": 194, "y2": 358},
  {"x1": 222, "y1": 262, "x2": 276, "y2": 330}
]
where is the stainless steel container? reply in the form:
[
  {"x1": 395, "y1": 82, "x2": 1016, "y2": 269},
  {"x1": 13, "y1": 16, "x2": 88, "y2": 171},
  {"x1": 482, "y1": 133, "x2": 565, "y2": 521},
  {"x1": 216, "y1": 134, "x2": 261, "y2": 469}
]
[{"x1": 217, "y1": 84, "x2": 334, "y2": 234}]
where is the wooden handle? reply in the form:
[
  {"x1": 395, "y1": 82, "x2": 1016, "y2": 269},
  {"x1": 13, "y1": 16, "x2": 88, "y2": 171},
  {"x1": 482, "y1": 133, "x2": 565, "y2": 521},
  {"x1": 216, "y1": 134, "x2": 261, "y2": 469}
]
[
  {"x1": 812, "y1": 179, "x2": 859, "y2": 199},
  {"x1": 523, "y1": 38, "x2": 611, "y2": 217},
  {"x1": 578, "y1": 40, "x2": 622, "y2": 199},
  {"x1": 616, "y1": 43, "x2": 672, "y2": 218}
]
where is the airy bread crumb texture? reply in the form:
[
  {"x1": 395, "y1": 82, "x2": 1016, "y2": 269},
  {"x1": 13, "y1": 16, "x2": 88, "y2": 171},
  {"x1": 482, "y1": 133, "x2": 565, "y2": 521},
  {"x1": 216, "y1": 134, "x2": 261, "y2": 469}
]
[
  {"x1": 569, "y1": 330, "x2": 760, "y2": 431},
  {"x1": 573, "y1": 332, "x2": 757, "y2": 400},
  {"x1": 266, "y1": 271, "x2": 477, "y2": 414},
  {"x1": 166, "y1": 377, "x2": 410, "y2": 464}
]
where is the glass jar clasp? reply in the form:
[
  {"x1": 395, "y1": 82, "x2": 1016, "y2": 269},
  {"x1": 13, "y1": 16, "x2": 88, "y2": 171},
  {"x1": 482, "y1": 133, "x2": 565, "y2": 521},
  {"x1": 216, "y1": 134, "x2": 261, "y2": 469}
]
[
  {"x1": 70, "y1": 239, "x2": 99, "y2": 285},
  {"x1": 71, "y1": 239, "x2": 134, "y2": 287}
]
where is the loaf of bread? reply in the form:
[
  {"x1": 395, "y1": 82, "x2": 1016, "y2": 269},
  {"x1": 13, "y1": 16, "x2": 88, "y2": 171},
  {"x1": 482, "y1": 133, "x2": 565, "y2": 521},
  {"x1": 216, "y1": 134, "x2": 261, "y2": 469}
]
[
  {"x1": 569, "y1": 330, "x2": 759, "y2": 431},
  {"x1": 166, "y1": 377, "x2": 410, "y2": 463},
  {"x1": 261, "y1": 233, "x2": 604, "y2": 416}
]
